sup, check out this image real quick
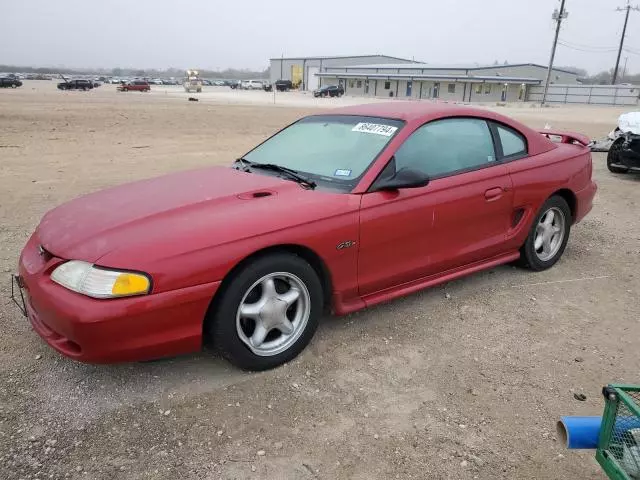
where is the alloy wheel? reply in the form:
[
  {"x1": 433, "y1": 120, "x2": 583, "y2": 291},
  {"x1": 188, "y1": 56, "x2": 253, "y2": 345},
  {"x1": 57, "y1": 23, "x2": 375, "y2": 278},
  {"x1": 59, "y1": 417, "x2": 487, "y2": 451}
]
[
  {"x1": 235, "y1": 272, "x2": 311, "y2": 357},
  {"x1": 534, "y1": 207, "x2": 566, "y2": 261}
]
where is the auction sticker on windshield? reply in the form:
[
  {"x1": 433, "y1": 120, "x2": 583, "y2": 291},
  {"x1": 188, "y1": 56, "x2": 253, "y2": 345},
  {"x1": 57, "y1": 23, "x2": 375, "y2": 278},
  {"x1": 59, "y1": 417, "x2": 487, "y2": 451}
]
[{"x1": 351, "y1": 123, "x2": 398, "y2": 136}]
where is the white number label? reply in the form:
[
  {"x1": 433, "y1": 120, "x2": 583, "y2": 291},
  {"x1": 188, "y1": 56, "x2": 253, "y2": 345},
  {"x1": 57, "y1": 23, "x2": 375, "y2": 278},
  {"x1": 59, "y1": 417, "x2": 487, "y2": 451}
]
[{"x1": 352, "y1": 123, "x2": 398, "y2": 136}]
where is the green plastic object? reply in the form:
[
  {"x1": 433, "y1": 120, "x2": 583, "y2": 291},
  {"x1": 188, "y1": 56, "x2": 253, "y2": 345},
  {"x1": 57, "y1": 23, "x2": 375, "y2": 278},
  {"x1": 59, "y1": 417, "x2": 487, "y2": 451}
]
[{"x1": 597, "y1": 385, "x2": 640, "y2": 480}]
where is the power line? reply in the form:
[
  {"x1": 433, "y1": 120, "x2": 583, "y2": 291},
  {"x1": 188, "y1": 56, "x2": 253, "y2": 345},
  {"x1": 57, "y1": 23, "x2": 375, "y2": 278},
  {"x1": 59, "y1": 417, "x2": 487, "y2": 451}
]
[
  {"x1": 558, "y1": 42, "x2": 618, "y2": 53},
  {"x1": 613, "y1": 2, "x2": 640, "y2": 84},
  {"x1": 542, "y1": 0, "x2": 568, "y2": 105},
  {"x1": 558, "y1": 38, "x2": 618, "y2": 51},
  {"x1": 623, "y1": 44, "x2": 640, "y2": 55}
]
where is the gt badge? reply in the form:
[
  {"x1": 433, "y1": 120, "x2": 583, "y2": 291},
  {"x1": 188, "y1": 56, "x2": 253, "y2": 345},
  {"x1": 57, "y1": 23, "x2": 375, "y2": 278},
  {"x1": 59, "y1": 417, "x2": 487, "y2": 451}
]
[{"x1": 336, "y1": 240, "x2": 356, "y2": 250}]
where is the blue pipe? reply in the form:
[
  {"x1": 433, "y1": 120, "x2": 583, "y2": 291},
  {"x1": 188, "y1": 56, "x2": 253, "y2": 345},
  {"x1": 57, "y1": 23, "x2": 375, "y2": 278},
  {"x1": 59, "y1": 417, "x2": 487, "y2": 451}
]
[
  {"x1": 558, "y1": 416, "x2": 640, "y2": 449},
  {"x1": 557, "y1": 416, "x2": 602, "y2": 449}
]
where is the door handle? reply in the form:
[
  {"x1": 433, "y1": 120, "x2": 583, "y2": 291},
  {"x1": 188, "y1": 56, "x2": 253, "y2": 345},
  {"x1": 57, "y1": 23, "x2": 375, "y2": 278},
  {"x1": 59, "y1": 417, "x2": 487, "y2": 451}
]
[{"x1": 484, "y1": 187, "x2": 503, "y2": 201}]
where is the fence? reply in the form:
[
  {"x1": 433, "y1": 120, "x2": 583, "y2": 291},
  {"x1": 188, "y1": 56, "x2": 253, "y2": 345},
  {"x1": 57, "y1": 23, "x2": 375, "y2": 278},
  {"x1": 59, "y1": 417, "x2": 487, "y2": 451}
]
[{"x1": 527, "y1": 84, "x2": 640, "y2": 106}]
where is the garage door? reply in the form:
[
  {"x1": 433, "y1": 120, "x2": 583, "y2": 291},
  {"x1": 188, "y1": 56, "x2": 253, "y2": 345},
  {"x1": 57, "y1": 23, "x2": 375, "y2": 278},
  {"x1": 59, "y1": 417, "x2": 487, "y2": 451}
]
[{"x1": 306, "y1": 66, "x2": 319, "y2": 91}]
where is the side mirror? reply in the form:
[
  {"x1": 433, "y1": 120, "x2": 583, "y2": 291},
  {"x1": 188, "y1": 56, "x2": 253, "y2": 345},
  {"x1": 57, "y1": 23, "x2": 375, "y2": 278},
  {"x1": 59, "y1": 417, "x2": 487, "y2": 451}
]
[{"x1": 372, "y1": 167, "x2": 430, "y2": 191}]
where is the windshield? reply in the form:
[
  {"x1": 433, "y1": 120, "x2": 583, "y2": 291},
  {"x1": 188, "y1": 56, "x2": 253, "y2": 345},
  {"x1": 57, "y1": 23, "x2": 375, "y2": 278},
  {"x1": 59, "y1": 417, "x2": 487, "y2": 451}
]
[{"x1": 242, "y1": 115, "x2": 403, "y2": 190}]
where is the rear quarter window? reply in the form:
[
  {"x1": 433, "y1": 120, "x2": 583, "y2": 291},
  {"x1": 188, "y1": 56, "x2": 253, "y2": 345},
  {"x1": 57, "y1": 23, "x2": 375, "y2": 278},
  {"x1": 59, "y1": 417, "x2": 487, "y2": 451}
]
[{"x1": 495, "y1": 124, "x2": 528, "y2": 159}]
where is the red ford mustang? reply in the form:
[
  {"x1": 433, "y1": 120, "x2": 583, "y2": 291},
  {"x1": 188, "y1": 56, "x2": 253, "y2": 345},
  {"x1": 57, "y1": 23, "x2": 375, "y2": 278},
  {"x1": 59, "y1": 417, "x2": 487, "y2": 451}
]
[{"x1": 14, "y1": 102, "x2": 597, "y2": 370}]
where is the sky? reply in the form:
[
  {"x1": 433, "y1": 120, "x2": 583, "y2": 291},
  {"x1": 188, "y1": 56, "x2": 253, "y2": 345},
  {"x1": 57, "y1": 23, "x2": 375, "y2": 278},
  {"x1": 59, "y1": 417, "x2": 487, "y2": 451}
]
[{"x1": 1, "y1": 0, "x2": 639, "y2": 75}]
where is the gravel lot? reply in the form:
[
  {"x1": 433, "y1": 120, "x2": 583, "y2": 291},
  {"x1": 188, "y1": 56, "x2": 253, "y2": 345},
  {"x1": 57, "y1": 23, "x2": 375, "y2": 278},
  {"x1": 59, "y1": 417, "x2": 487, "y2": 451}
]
[{"x1": 1, "y1": 81, "x2": 639, "y2": 480}]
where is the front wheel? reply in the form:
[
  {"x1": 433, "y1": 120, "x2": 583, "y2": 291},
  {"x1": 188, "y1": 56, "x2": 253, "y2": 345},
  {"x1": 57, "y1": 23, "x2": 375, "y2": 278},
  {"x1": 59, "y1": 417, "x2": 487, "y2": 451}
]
[
  {"x1": 519, "y1": 196, "x2": 572, "y2": 271},
  {"x1": 208, "y1": 253, "x2": 323, "y2": 371},
  {"x1": 607, "y1": 139, "x2": 630, "y2": 173}
]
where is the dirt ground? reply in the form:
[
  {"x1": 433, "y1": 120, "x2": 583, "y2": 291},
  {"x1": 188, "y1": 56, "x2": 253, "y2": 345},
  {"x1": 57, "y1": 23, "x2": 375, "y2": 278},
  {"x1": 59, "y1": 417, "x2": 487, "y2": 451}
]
[{"x1": 1, "y1": 81, "x2": 639, "y2": 480}]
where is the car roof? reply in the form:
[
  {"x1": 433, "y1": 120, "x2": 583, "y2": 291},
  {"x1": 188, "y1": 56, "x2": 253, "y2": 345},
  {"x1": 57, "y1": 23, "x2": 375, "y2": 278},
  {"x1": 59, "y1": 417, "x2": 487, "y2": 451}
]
[
  {"x1": 313, "y1": 101, "x2": 557, "y2": 157},
  {"x1": 326, "y1": 101, "x2": 498, "y2": 121}
]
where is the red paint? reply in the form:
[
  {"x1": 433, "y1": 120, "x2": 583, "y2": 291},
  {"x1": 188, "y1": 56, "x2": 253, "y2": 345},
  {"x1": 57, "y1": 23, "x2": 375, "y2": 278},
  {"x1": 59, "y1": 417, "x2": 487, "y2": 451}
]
[
  {"x1": 117, "y1": 82, "x2": 150, "y2": 92},
  {"x1": 18, "y1": 102, "x2": 597, "y2": 363}
]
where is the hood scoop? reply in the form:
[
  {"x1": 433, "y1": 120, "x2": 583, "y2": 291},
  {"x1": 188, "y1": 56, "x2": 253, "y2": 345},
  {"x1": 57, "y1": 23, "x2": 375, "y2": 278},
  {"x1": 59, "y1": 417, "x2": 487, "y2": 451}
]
[{"x1": 237, "y1": 190, "x2": 275, "y2": 200}]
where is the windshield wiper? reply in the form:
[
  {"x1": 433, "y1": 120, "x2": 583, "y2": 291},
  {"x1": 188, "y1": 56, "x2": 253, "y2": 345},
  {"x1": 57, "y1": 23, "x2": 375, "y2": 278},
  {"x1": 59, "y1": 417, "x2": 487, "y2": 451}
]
[
  {"x1": 234, "y1": 159, "x2": 316, "y2": 189},
  {"x1": 234, "y1": 157, "x2": 251, "y2": 172}
]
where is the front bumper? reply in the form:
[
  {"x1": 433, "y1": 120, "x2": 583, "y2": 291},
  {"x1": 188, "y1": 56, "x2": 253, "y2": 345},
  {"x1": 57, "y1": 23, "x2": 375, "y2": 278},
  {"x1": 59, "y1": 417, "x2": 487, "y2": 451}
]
[
  {"x1": 619, "y1": 147, "x2": 640, "y2": 169},
  {"x1": 15, "y1": 234, "x2": 220, "y2": 363}
]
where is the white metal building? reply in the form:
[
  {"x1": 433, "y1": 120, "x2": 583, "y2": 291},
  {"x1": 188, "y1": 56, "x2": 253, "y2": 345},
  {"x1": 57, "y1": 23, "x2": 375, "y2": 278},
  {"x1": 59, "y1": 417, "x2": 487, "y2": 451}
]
[
  {"x1": 316, "y1": 63, "x2": 580, "y2": 102},
  {"x1": 269, "y1": 55, "x2": 419, "y2": 91}
]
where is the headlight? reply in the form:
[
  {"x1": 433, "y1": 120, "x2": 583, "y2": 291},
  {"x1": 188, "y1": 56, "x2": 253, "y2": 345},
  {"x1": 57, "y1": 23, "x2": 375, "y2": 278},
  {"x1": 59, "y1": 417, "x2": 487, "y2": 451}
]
[{"x1": 51, "y1": 260, "x2": 151, "y2": 299}]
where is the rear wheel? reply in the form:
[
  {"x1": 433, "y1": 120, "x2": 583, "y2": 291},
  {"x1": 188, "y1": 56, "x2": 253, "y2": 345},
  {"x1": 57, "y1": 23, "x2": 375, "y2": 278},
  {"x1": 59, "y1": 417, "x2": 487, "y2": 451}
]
[
  {"x1": 519, "y1": 196, "x2": 572, "y2": 271},
  {"x1": 208, "y1": 253, "x2": 323, "y2": 371},
  {"x1": 607, "y1": 139, "x2": 630, "y2": 173}
]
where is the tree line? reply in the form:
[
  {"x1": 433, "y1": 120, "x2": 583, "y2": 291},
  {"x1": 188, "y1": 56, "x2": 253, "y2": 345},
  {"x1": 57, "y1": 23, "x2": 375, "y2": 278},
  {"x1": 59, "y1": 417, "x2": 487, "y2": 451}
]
[
  {"x1": 0, "y1": 65, "x2": 270, "y2": 80},
  {"x1": 556, "y1": 66, "x2": 639, "y2": 85}
]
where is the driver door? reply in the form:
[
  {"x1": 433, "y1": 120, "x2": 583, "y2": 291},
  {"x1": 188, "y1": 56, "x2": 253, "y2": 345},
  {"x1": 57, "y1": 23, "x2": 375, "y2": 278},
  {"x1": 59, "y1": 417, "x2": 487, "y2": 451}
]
[{"x1": 358, "y1": 117, "x2": 514, "y2": 296}]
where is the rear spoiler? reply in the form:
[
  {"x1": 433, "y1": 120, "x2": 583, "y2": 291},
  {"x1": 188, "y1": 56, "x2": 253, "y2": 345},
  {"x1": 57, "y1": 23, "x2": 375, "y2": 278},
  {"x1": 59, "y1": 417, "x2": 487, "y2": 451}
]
[{"x1": 538, "y1": 129, "x2": 591, "y2": 147}]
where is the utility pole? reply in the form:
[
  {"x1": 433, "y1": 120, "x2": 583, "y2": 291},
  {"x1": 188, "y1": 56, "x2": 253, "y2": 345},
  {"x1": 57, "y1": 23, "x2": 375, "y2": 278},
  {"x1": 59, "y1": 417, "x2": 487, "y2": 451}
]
[
  {"x1": 542, "y1": 0, "x2": 568, "y2": 106},
  {"x1": 622, "y1": 56, "x2": 629, "y2": 82},
  {"x1": 613, "y1": 2, "x2": 640, "y2": 85}
]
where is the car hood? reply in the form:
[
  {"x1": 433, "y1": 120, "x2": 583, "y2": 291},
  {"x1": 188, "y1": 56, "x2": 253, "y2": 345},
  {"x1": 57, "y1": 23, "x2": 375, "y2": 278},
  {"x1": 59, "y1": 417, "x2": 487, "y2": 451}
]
[{"x1": 37, "y1": 166, "x2": 349, "y2": 263}]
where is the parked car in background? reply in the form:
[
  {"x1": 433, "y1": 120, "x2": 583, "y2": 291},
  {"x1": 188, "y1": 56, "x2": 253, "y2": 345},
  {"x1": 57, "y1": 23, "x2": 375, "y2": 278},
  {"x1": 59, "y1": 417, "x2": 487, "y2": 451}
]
[
  {"x1": 240, "y1": 80, "x2": 263, "y2": 90},
  {"x1": 150, "y1": 79, "x2": 164, "y2": 85},
  {"x1": 275, "y1": 79, "x2": 293, "y2": 92},
  {"x1": 313, "y1": 85, "x2": 344, "y2": 98},
  {"x1": 13, "y1": 102, "x2": 597, "y2": 371},
  {"x1": 607, "y1": 112, "x2": 640, "y2": 174},
  {"x1": 263, "y1": 82, "x2": 273, "y2": 92},
  {"x1": 117, "y1": 81, "x2": 151, "y2": 92},
  {"x1": 0, "y1": 77, "x2": 23, "y2": 88},
  {"x1": 57, "y1": 79, "x2": 94, "y2": 91},
  {"x1": 229, "y1": 80, "x2": 241, "y2": 89}
]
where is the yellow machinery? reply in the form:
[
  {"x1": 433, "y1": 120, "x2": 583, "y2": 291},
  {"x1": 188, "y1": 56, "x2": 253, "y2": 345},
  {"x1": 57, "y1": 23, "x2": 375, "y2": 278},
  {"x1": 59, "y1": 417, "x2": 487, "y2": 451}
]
[{"x1": 291, "y1": 65, "x2": 303, "y2": 89}]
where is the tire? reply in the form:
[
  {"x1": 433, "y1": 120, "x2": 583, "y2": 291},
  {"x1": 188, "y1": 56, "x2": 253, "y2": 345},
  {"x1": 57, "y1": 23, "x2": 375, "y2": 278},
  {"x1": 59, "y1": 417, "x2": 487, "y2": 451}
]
[
  {"x1": 519, "y1": 195, "x2": 572, "y2": 271},
  {"x1": 208, "y1": 253, "x2": 323, "y2": 371},
  {"x1": 607, "y1": 139, "x2": 630, "y2": 174}
]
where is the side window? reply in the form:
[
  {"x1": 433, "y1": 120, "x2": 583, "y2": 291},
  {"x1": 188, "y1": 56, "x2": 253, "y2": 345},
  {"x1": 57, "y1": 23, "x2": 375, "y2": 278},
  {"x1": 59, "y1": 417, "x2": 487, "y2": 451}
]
[
  {"x1": 496, "y1": 124, "x2": 527, "y2": 158},
  {"x1": 394, "y1": 118, "x2": 496, "y2": 178}
]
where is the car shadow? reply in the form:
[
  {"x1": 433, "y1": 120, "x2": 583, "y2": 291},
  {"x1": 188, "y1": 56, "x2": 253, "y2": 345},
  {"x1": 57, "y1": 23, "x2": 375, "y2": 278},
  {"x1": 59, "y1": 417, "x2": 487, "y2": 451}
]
[
  {"x1": 32, "y1": 348, "x2": 251, "y2": 425},
  {"x1": 29, "y1": 263, "x2": 551, "y2": 424},
  {"x1": 608, "y1": 172, "x2": 640, "y2": 183}
]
